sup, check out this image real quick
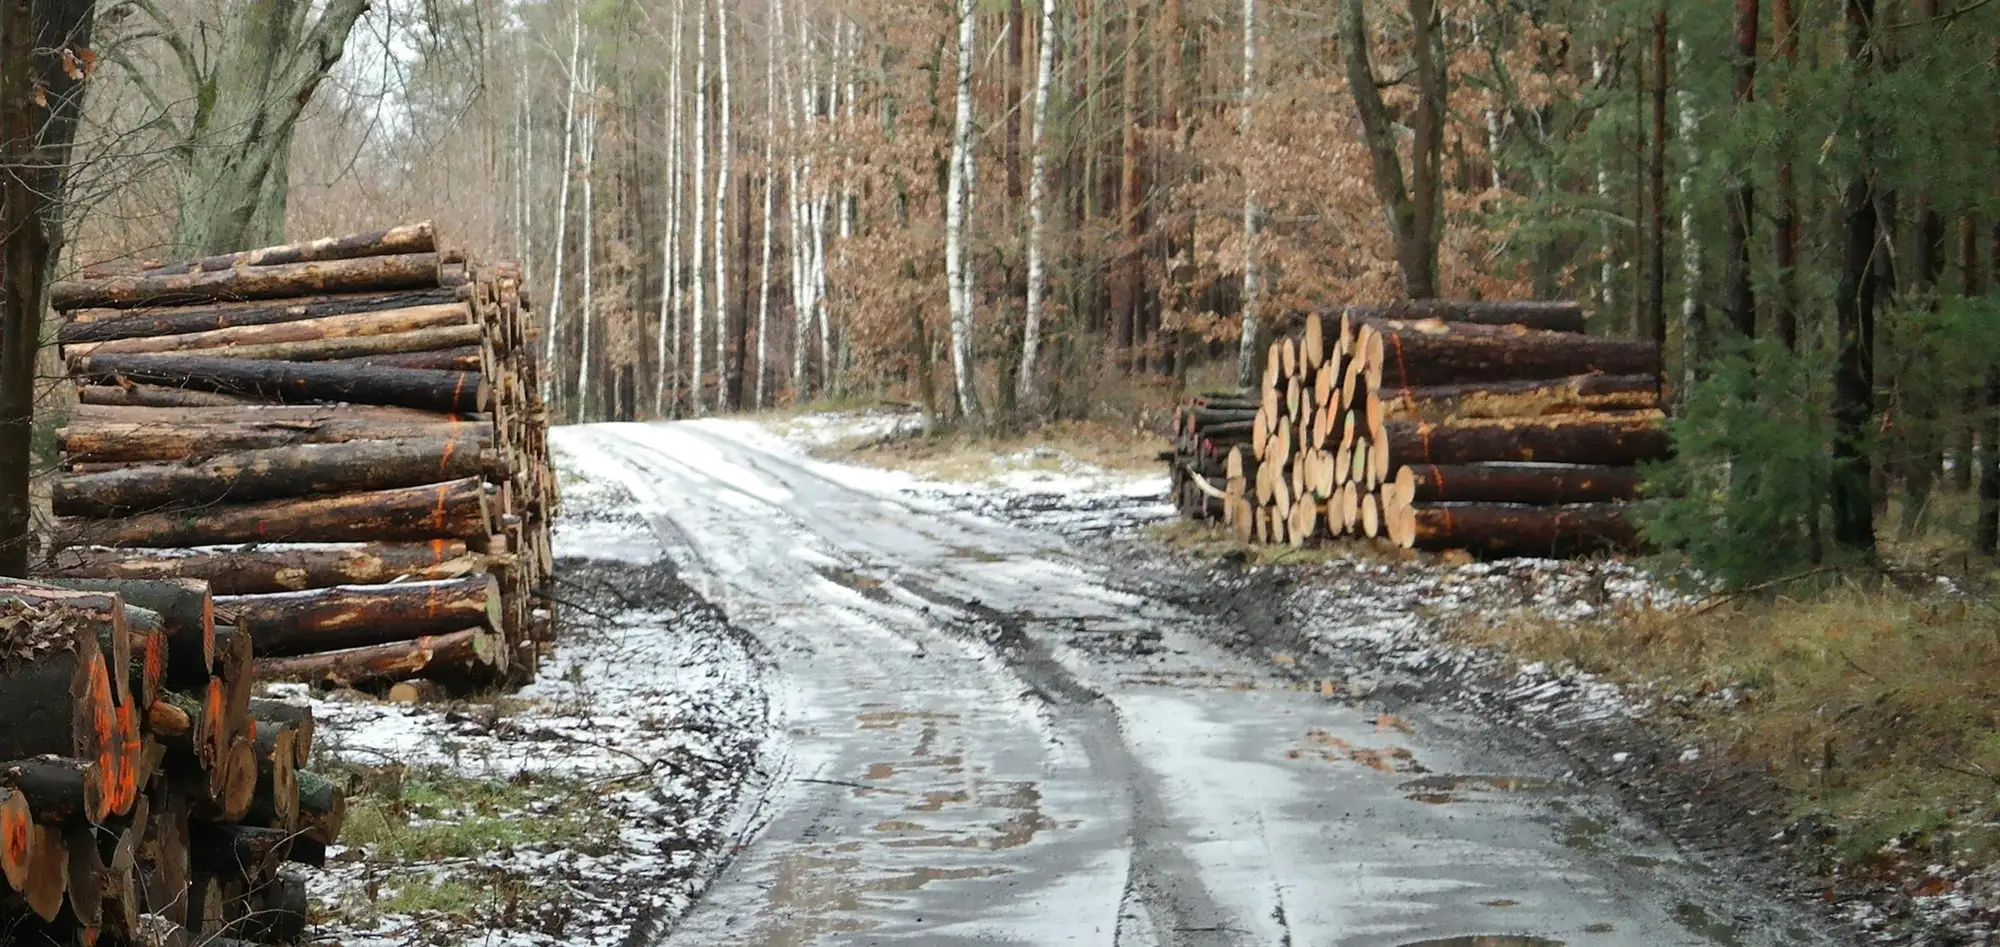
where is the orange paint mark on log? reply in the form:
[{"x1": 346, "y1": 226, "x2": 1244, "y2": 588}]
[
  {"x1": 430, "y1": 539, "x2": 450, "y2": 563},
  {"x1": 438, "y1": 437, "x2": 457, "y2": 477},
  {"x1": 0, "y1": 790, "x2": 31, "y2": 890},
  {"x1": 431, "y1": 483, "x2": 450, "y2": 529},
  {"x1": 117, "y1": 701, "x2": 141, "y2": 812},
  {"x1": 143, "y1": 631, "x2": 165, "y2": 699}
]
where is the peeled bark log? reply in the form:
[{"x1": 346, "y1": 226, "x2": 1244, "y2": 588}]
[
  {"x1": 334, "y1": 344, "x2": 485, "y2": 371},
  {"x1": 1386, "y1": 374, "x2": 1661, "y2": 418},
  {"x1": 63, "y1": 413, "x2": 488, "y2": 465},
  {"x1": 59, "y1": 288, "x2": 462, "y2": 344},
  {"x1": 56, "y1": 436, "x2": 496, "y2": 517},
  {"x1": 1386, "y1": 413, "x2": 1670, "y2": 467},
  {"x1": 255, "y1": 627, "x2": 502, "y2": 684},
  {"x1": 1410, "y1": 503, "x2": 1643, "y2": 557},
  {"x1": 64, "y1": 303, "x2": 473, "y2": 359},
  {"x1": 138, "y1": 223, "x2": 437, "y2": 276},
  {"x1": 219, "y1": 576, "x2": 501, "y2": 658},
  {"x1": 46, "y1": 542, "x2": 474, "y2": 595},
  {"x1": 49, "y1": 253, "x2": 443, "y2": 311},
  {"x1": 1370, "y1": 320, "x2": 1661, "y2": 388},
  {"x1": 74, "y1": 354, "x2": 487, "y2": 414},
  {"x1": 1403, "y1": 464, "x2": 1645, "y2": 505},
  {"x1": 76, "y1": 384, "x2": 262, "y2": 408},
  {"x1": 59, "y1": 477, "x2": 492, "y2": 548}
]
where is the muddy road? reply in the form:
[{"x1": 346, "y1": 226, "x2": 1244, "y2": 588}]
[{"x1": 555, "y1": 420, "x2": 1833, "y2": 947}]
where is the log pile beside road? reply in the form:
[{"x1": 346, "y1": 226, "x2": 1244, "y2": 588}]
[
  {"x1": 39, "y1": 223, "x2": 557, "y2": 690},
  {"x1": 1168, "y1": 302, "x2": 1668, "y2": 557},
  {"x1": 0, "y1": 579, "x2": 341, "y2": 945}
]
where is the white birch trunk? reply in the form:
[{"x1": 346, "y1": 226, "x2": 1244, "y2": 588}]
[
  {"x1": 657, "y1": 0, "x2": 686, "y2": 416},
  {"x1": 945, "y1": 0, "x2": 982, "y2": 419},
  {"x1": 713, "y1": 0, "x2": 734, "y2": 413},
  {"x1": 1676, "y1": 38, "x2": 1702, "y2": 391},
  {"x1": 578, "y1": 63, "x2": 597, "y2": 419},
  {"x1": 1018, "y1": 0, "x2": 1057, "y2": 401},
  {"x1": 783, "y1": 5, "x2": 807, "y2": 400},
  {"x1": 1234, "y1": 0, "x2": 1261, "y2": 388},
  {"x1": 755, "y1": 0, "x2": 778, "y2": 411},
  {"x1": 519, "y1": 68, "x2": 534, "y2": 289},
  {"x1": 544, "y1": 5, "x2": 584, "y2": 408},
  {"x1": 690, "y1": 0, "x2": 709, "y2": 415},
  {"x1": 813, "y1": 193, "x2": 830, "y2": 390}
]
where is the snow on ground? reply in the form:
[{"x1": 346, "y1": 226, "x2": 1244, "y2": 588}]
[{"x1": 280, "y1": 456, "x2": 768, "y2": 947}]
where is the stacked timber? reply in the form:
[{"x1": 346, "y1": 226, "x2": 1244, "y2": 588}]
[
  {"x1": 38, "y1": 224, "x2": 557, "y2": 691},
  {"x1": 0, "y1": 579, "x2": 343, "y2": 945},
  {"x1": 1168, "y1": 301, "x2": 1669, "y2": 557}
]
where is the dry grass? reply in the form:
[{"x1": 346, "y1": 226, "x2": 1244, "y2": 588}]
[
  {"x1": 1143, "y1": 519, "x2": 1418, "y2": 568},
  {"x1": 1458, "y1": 578, "x2": 2000, "y2": 867},
  {"x1": 826, "y1": 418, "x2": 1164, "y2": 482}
]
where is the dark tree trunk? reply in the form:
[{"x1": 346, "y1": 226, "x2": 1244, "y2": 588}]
[
  {"x1": 1830, "y1": 0, "x2": 1878, "y2": 553},
  {"x1": 1724, "y1": 0, "x2": 1758, "y2": 338},
  {"x1": 1771, "y1": 0, "x2": 1800, "y2": 350},
  {"x1": 1648, "y1": 11, "x2": 1669, "y2": 352}
]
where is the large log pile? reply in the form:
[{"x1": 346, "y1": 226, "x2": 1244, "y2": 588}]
[
  {"x1": 1168, "y1": 302, "x2": 1668, "y2": 557},
  {"x1": 38, "y1": 223, "x2": 558, "y2": 690},
  {"x1": 0, "y1": 579, "x2": 342, "y2": 945}
]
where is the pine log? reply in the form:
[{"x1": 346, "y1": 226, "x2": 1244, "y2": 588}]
[
  {"x1": 137, "y1": 223, "x2": 437, "y2": 276},
  {"x1": 246, "y1": 701, "x2": 313, "y2": 768},
  {"x1": 49, "y1": 253, "x2": 443, "y2": 311},
  {"x1": 142, "y1": 793, "x2": 191, "y2": 927},
  {"x1": 59, "y1": 288, "x2": 462, "y2": 344},
  {"x1": 254, "y1": 627, "x2": 501, "y2": 684},
  {"x1": 75, "y1": 384, "x2": 262, "y2": 408},
  {"x1": 33, "y1": 579, "x2": 213, "y2": 689},
  {"x1": 188, "y1": 823, "x2": 287, "y2": 880},
  {"x1": 22, "y1": 824, "x2": 66, "y2": 920},
  {"x1": 0, "y1": 789, "x2": 28, "y2": 894},
  {"x1": 1334, "y1": 300, "x2": 1588, "y2": 333},
  {"x1": 46, "y1": 542, "x2": 475, "y2": 595},
  {"x1": 245, "y1": 729, "x2": 299, "y2": 832},
  {"x1": 1385, "y1": 413, "x2": 1670, "y2": 467},
  {"x1": 219, "y1": 576, "x2": 501, "y2": 658},
  {"x1": 1387, "y1": 373, "x2": 1661, "y2": 419},
  {"x1": 1370, "y1": 321, "x2": 1661, "y2": 389},
  {"x1": 60, "y1": 477, "x2": 493, "y2": 548},
  {"x1": 1403, "y1": 464, "x2": 1645, "y2": 505},
  {"x1": 64, "y1": 823, "x2": 105, "y2": 929},
  {"x1": 238, "y1": 872, "x2": 308, "y2": 944},
  {"x1": 296, "y1": 770, "x2": 344, "y2": 845},
  {"x1": 56, "y1": 436, "x2": 496, "y2": 517},
  {"x1": 83, "y1": 323, "x2": 486, "y2": 364},
  {"x1": 0, "y1": 759, "x2": 99, "y2": 828},
  {"x1": 74, "y1": 354, "x2": 487, "y2": 414},
  {"x1": 335, "y1": 344, "x2": 485, "y2": 371},
  {"x1": 1410, "y1": 503, "x2": 1643, "y2": 556},
  {"x1": 63, "y1": 303, "x2": 474, "y2": 359}
]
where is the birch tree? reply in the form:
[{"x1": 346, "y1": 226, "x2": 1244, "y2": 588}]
[
  {"x1": 1234, "y1": 0, "x2": 1260, "y2": 387},
  {"x1": 945, "y1": 0, "x2": 982, "y2": 420},
  {"x1": 1017, "y1": 0, "x2": 1057, "y2": 402},
  {"x1": 690, "y1": 0, "x2": 709, "y2": 415},
  {"x1": 657, "y1": 0, "x2": 686, "y2": 416},
  {"x1": 754, "y1": 0, "x2": 778, "y2": 410},
  {"x1": 542, "y1": 6, "x2": 584, "y2": 408},
  {"x1": 712, "y1": 0, "x2": 733, "y2": 412},
  {"x1": 577, "y1": 64, "x2": 598, "y2": 420}
]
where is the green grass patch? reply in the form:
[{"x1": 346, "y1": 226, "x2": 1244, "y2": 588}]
[
  {"x1": 335, "y1": 764, "x2": 624, "y2": 862},
  {"x1": 822, "y1": 418, "x2": 1163, "y2": 481}
]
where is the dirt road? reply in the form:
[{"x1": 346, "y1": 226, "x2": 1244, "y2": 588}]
[{"x1": 556, "y1": 420, "x2": 1831, "y2": 947}]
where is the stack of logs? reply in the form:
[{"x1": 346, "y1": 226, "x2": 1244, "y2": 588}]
[
  {"x1": 1169, "y1": 301, "x2": 1669, "y2": 557},
  {"x1": 36, "y1": 223, "x2": 557, "y2": 690},
  {"x1": 0, "y1": 578, "x2": 342, "y2": 945}
]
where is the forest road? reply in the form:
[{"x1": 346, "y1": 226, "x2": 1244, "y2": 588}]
[{"x1": 555, "y1": 420, "x2": 1832, "y2": 947}]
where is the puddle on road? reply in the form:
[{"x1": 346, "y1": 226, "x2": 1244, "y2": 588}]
[
  {"x1": 1287, "y1": 728, "x2": 1427, "y2": 774},
  {"x1": 1397, "y1": 938, "x2": 1565, "y2": 947},
  {"x1": 760, "y1": 849, "x2": 1015, "y2": 945},
  {"x1": 1400, "y1": 773, "x2": 1564, "y2": 804}
]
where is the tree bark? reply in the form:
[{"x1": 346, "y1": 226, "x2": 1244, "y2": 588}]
[
  {"x1": 219, "y1": 575, "x2": 500, "y2": 657},
  {"x1": 49, "y1": 254, "x2": 442, "y2": 311},
  {"x1": 1019, "y1": 0, "x2": 1058, "y2": 402},
  {"x1": 1403, "y1": 464, "x2": 1644, "y2": 505},
  {"x1": 1371, "y1": 322, "x2": 1661, "y2": 389},
  {"x1": 1341, "y1": 0, "x2": 1444, "y2": 300},
  {"x1": 56, "y1": 436, "x2": 495, "y2": 518},
  {"x1": 945, "y1": 0, "x2": 983, "y2": 421},
  {"x1": 57, "y1": 288, "x2": 463, "y2": 344},
  {"x1": 65, "y1": 304, "x2": 472, "y2": 358},
  {"x1": 1386, "y1": 413, "x2": 1670, "y2": 466},
  {"x1": 1771, "y1": 0, "x2": 1799, "y2": 349},
  {"x1": 1235, "y1": 0, "x2": 1261, "y2": 387},
  {"x1": 74, "y1": 354, "x2": 488, "y2": 414},
  {"x1": 59, "y1": 415, "x2": 482, "y2": 465},
  {"x1": 1386, "y1": 373, "x2": 1662, "y2": 418},
  {"x1": 544, "y1": 4, "x2": 583, "y2": 412},
  {"x1": 332, "y1": 345, "x2": 484, "y2": 372},
  {"x1": 691, "y1": 0, "x2": 710, "y2": 415},
  {"x1": 1411, "y1": 503, "x2": 1642, "y2": 556},
  {"x1": 713, "y1": 0, "x2": 734, "y2": 413},
  {"x1": 255, "y1": 627, "x2": 501, "y2": 685},
  {"x1": 1648, "y1": 10, "x2": 1669, "y2": 351},
  {"x1": 144, "y1": 223, "x2": 436, "y2": 276},
  {"x1": 1724, "y1": 0, "x2": 1759, "y2": 338},
  {"x1": 60, "y1": 477, "x2": 492, "y2": 548},
  {"x1": 1832, "y1": 0, "x2": 1878, "y2": 553},
  {"x1": 45, "y1": 542, "x2": 471, "y2": 596}
]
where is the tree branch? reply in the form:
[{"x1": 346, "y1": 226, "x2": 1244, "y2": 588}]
[{"x1": 123, "y1": 0, "x2": 202, "y2": 93}]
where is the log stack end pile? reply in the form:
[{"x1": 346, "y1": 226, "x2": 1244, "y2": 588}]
[
  {"x1": 0, "y1": 579, "x2": 341, "y2": 945},
  {"x1": 40, "y1": 223, "x2": 557, "y2": 691},
  {"x1": 1168, "y1": 301, "x2": 1669, "y2": 558}
]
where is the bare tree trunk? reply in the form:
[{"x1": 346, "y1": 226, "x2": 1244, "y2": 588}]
[
  {"x1": 1648, "y1": 11, "x2": 1668, "y2": 352},
  {"x1": 657, "y1": 0, "x2": 686, "y2": 417},
  {"x1": 1593, "y1": 43, "x2": 1616, "y2": 318},
  {"x1": 713, "y1": 0, "x2": 734, "y2": 413},
  {"x1": 755, "y1": 0, "x2": 778, "y2": 411},
  {"x1": 784, "y1": 2, "x2": 807, "y2": 401},
  {"x1": 1019, "y1": 0, "x2": 1058, "y2": 403},
  {"x1": 1234, "y1": 0, "x2": 1260, "y2": 388},
  {"x1": 578, "y1": 63, "x2": 597, "y2": 421},
  {"x1": 1832, "y1": 0, "x2": 1877, "y2": 552},
  {"x1": 1677, "y1": 39, "x2": 1704, "y2": 392},
  {"x1": 1771, "y1": 0, "x2": 1800, "y2": 350},
  {"x1": 169, "y1": 0, "x2": 370, "y2": 254},
  {"x1": 1341, "y1": 0, "x2": 1445, "y2": 301},
  {"x1": 945, "y1": 0, "x2": 983, "y2": 420},
  {"x1": 543, "y1": 6, "x2": 583, "y2": 413},
  {"x1": 690, "y1": 0, "x2": 709, "y2": 415},
  {"x1": 1723, "y1": 0, "x2": 1759, "y2": 338}
]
